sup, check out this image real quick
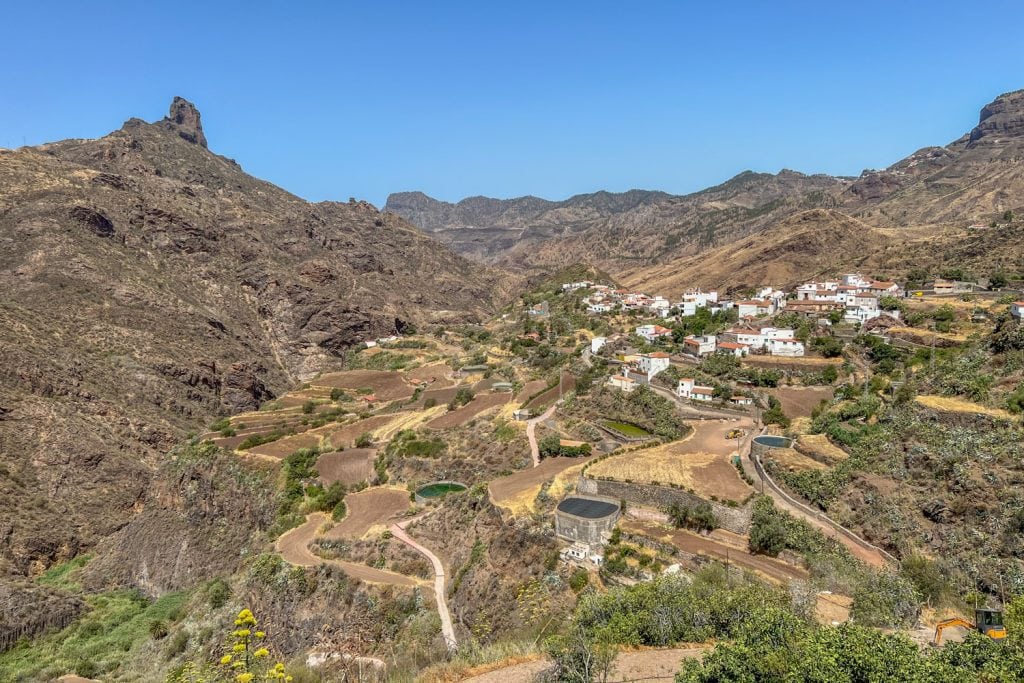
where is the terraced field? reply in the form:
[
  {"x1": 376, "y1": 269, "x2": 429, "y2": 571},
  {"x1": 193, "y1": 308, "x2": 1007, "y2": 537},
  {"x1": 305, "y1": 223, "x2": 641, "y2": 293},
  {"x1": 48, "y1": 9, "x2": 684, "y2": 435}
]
[
  {"x1": 315, "y1": 448, "x2": 376, "y2": 486},
  {"x1": 427, "y1": 393, "x2": 511, "y2": 429},
  {"x1": 323, "y1": 487, "x2": 411, "y2": 540},
  {"x1": 312, "y1": 370, "x2": 416, "y2": 402}
]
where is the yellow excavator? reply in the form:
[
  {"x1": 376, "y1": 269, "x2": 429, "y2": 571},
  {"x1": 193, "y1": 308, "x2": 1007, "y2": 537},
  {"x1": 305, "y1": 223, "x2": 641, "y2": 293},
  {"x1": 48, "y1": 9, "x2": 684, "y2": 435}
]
[{"x1": 933, "y1": 609, "x2": 1007, "y2": 645}]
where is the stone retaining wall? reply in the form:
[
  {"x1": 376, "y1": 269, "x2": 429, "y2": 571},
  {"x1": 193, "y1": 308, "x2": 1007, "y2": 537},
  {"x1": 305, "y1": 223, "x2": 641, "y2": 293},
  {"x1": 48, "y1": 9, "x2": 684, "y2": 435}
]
[{"x1": 578, "y1": 477, "x2": 753, "y2": 534}]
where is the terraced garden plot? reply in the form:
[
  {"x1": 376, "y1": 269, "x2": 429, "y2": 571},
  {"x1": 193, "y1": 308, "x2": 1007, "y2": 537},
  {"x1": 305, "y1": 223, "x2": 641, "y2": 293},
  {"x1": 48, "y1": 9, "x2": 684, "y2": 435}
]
[
  {"x1": 315, "y1": 448, "x2": 376, "y2": 486},
  {"x1": 244, "y1": 432, "x2": 323, "y2": 459},
  {"x1": 915, "y1": 394, "x2": 1015, "y2": 420},
  {"x1": 766, "y1": 386, "x2": 834, "y2": 419},
  {"x1": 312, "y1": 370, "x2": 415, "y2": 402},
  {"x1": 525, "y1": 373, "x2": 575, "y2": 411},
  {"x1": 488, "y1": 455, "x2": 596, "y2": 515},
  {"x1": 766, "y1": 447, "x2": 829, "y2": 473},
  {"x1": 323, "y1": 487, "x2": 411, "y2": 539},
  {"x1": 322, "y1": 414, "x2": 406, "y2": 449},
  {"x1": 602, "y1": 420, "x2": 651, "y2": 438},
  {"x1": 515, "y1": 380, "x2": 547, "y2": 404},
  {"x1": 587, "y1": 420, "x2": 753, "y2": 503},
  {"x1": 413, "y1": 385, "x2": 460, "y2": 409},
  {"x1": 798, "y1": 434, "x2": 849, "y2": 463},
  {"x1": 404, "y1": 362, "x2": 452, "y2": 384},
  {"x1": 427, "y1": 393, "x2": 511, "y2": 429}
]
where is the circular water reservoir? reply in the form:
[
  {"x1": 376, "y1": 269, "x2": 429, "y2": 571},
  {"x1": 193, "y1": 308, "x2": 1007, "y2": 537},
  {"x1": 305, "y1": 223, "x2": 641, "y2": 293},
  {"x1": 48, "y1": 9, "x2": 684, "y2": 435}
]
[{"x1": 414, "y1": 481, "x2": 467, "y2": 503}]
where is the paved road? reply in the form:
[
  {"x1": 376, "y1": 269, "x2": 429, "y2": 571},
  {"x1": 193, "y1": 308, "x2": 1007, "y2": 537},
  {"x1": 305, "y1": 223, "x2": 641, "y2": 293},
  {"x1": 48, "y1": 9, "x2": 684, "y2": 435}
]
[
  {"x1": 391, "y1": 519, "x2": 458, "y2": 651},
  {"x1": 526, "y1": 403, "x2": 558, "y2": 467}
]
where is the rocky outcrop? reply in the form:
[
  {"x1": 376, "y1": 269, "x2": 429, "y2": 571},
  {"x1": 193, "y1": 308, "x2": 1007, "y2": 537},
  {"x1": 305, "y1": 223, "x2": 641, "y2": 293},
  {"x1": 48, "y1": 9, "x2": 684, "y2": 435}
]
[
  {"x1": 968, "y1": 89, "x2": 1024, "y2": 146},
  {"x1": 163, "y1": 96, "x2": 207, "y2": 147}
]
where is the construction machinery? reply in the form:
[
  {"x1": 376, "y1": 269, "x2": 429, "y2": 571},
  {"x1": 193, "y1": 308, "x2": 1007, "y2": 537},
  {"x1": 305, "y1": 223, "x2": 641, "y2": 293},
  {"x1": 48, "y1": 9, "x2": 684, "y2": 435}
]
[
  {"x1": 725, "y1": 429, "x2": 744, "y2": 440},
  {"x1": 932, "y1": 609, "x2": 1007, "y2": 645}
]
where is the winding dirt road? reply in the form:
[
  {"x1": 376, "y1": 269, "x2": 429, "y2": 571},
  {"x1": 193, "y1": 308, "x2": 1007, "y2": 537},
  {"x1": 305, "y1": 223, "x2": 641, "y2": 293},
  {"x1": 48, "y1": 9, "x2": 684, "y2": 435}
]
[
  {"x1": 276, "y1": 513, "x2": 424, "y2": 587},
  {"x1": 391, "y1": 519, "x2": 457, "y2": 650},
  {"x1": 526, "y1": 403, "x2": 558, "y2": 467}
]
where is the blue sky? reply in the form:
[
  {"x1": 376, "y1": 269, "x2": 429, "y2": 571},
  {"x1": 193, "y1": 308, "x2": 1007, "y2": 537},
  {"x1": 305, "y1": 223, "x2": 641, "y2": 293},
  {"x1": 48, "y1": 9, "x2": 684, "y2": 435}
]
[{"x1": 2, "y1": 1, "x2": 1023, "y2": 207}]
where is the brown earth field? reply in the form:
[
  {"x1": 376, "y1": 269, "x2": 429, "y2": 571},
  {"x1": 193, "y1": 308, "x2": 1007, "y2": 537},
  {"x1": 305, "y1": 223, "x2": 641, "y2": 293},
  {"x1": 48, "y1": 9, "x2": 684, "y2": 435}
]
[
  {"x1": 766, "y1": 447, "x2": 829, "y2": 473},
  {"x1": 324, "y1": 487, "x2": 411, "y2": 540},
  {"x1": 766, "y1": 386, "x2": 834, "y2": 419},
  {"x1": 315, "y1": 448, "x2": 376, "y2": 486},
  {"x1": 427, "y1": 392, "x2": 511, "y2": 429},
  {"x1": 322, "y1": 414, "x2": 406, "y2": 449},
  {"x1": 405, "y1": 362, "x2": 454, "y2": 384},
  {"x1": 413, "y1": 385, "x2": 461, "y2": 409},
  {"x1": 243, "y1": 432, "x2": 323, "y2": 459},
  {"x1": 312, "y1": 370, "x2": 415, "y2": 401},
  {"x1": 488, "y1": 456, "x2": 596, "y2": 508},
  {"x1": 744, "y1": 356, "x2": 842, "y2": 372},
  {"x1": 624, "y1": 520, "x2": 808, "y2": 585},
  {"x1": 525, "y1": 373, "x2": 576, "y2": 411},
  {"x1": 515, "y1": 380, "x2": 548, "y2": 404}
]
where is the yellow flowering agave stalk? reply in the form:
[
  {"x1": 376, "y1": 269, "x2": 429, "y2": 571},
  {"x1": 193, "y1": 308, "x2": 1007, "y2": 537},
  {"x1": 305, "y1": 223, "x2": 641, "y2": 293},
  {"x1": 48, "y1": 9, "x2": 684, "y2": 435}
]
[{"x1": 215, "y1": 608, "x2": 290, "y2": 682}]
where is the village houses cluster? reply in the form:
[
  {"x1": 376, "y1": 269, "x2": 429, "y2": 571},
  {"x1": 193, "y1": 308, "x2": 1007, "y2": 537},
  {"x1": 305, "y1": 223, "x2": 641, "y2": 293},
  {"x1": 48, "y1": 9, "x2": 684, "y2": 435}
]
[{"x1": 571, "y1": 274, "x2": 906, "y2": 403}]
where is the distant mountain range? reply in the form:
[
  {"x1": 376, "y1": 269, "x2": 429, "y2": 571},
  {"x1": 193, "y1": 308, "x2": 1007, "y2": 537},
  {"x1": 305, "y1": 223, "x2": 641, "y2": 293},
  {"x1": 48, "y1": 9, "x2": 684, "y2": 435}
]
[{"x1": 387, "y1": 90, "x2": 1024, "y2": 290}]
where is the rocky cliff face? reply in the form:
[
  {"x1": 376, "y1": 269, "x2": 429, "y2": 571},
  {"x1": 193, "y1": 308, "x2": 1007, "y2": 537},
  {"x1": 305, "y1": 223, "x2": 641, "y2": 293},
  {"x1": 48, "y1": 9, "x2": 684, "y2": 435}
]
[
  {"x1": 0, "y1": 98, "x2": 504, "y2": 617},
  {"x1": 969, "y1": 89, "x2": 1024, "y2": 146}
]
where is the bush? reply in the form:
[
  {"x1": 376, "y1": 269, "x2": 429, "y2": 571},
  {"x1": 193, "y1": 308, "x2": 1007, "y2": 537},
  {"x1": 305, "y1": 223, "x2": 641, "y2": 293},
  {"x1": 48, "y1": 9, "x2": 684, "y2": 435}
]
[
  {"x1": 148, "y1": 619, "x2": 169, "y2": 640},
  {"x1": 667, "y1": 501, "x2": 718, "y2": 532},
  {"x1": 206, "y1": 577, "x2": 231, "y2": 609},
  {"x1": 569, "y1": 568, "x2": 589, "y2": 593},
  {"x1": 423, "y1": 397, "x2": 437, "y2": 409},
  {"x1": 448, "y1": 387, "x2": 475, "y2": 410},
  {"x1": 851, "y1": 572, "x2": 920, "y2": 628},
  {"x1": 354, "y1": 432, "x2": 373, "y2": 448},
  {"x1": 330, "y1": 387, "x2": 349, "y2": 401}
]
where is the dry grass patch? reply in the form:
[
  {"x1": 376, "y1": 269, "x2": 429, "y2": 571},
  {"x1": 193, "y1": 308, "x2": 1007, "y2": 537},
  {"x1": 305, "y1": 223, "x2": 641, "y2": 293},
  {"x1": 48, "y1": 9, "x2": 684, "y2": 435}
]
[
  {"x1": 798, "y1": 434, "x2": 849, "y2": 463},
  {"x1": 588, "y1": 441, "x2": 752, "y2": 503},
  {"x1": 766, "y1": 447, "x2": 829, "y2": 473},
  {"x1": 915, "y1": 394, "x2": 1015, "y2": 420}
]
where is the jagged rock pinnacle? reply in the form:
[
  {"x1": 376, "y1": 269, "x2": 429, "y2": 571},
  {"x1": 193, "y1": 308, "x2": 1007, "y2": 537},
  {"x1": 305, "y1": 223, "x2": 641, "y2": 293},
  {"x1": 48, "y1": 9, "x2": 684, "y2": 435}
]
[{"x1": 165, "y1": 96, "x2": 207, "y2": 148}]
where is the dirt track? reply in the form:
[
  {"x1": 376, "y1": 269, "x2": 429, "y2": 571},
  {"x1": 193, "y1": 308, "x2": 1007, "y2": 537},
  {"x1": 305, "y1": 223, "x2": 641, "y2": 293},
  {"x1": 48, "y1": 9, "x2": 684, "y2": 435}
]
[
  {"x1": 275, "y1": 513, "x2": 422, "y2": 587},
  {"x1": 623, "y1": 520, "x2": 808, "y2": 585},
  {"x1": 324, "y1": 487, "x2": 411, "y2": 539},
  {"x1": 525, "y1": 373, "x2": 575, "y2": 411},
  {"x1": 461, "y1": 646, "x2": 707, "y2": 682}
]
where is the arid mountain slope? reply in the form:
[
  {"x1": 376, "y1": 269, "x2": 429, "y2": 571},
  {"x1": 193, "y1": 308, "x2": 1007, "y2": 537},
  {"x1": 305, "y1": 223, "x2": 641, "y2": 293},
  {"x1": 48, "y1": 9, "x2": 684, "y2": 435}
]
[
  {"x1": 387, "y1": 172, "x2": 846, "y2": 269},
  {"x1": 621, "y1": 209, "x2": 890, "y2": 292},
  {"x1": 390, "y1": 90, "x2": 1024, "y2": 285},
  {"x1": 0, "y1": 99, "x2": 502, "y2": 604}
]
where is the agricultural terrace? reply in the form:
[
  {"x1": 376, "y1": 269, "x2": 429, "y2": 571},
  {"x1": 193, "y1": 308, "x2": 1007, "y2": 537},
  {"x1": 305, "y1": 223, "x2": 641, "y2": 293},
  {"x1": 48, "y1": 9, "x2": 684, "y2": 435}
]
[
  {"x1": 587, "y1": 419, "x2": 754, "y2": 503},
  {"x1": 489, "y1": 455, "x2": 596, "y2": 515},
  {"x1": 766, "y1": 386, "x2": 834, "y2": 419},
  {"x1": 323, "y1": 487, "x2": 411, "y2": 540},
  {"x1": 314, "y1": 448, "x2": 375, "y2": 486}
]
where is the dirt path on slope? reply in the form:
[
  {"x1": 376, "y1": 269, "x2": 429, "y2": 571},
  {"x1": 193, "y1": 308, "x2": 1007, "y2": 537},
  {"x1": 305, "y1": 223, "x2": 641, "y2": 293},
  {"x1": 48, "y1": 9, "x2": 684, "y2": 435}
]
[
  {"x1": 391, "y1": 518, "x2": 457, "y2": 650},
  {"x1": 275, "y1": 513, "x2": 422, "y2": 587},
  {"x1": 460, "y1": 646, "x2": 707, "y2": 682},
  {"x1": 527, "y1": 403, "x2": 558, "y2": 467}
]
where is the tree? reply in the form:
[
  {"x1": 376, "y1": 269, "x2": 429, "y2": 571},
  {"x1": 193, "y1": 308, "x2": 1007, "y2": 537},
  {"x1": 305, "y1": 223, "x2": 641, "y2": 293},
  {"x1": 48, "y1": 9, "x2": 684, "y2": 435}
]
[
  {"x1": 1003, "y1": 209, "x2": 1015, "y2": 222},
  {"x1": 879, "y1": 295, "x2": 905, "y2": 313},
  {"x1": 990, "y1": 271, "x2": 1008, "y2": 290},
  {"x1": 545, "y1": 627, "x2": 617, "y2": 683},
  {"x1": 812, "y1": 336, "x2": 844, "y2": 358}
]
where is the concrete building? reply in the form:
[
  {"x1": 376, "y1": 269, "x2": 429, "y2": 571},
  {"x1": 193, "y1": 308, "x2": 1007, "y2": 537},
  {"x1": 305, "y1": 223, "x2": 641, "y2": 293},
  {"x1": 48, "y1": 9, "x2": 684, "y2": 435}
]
[
  {"x1": 682, "y1": 334, "x2": 716, "y2": 357},
  {"x1": 766, "y1": 337, "x2": 806, "y2": 357},
  {"x1": 591, "y1": 336, "x2": 608, "y2": 354},
  {"x1": 554, "y1": 496, "x2": 621, "y2": 546},
  {"x1": 608, "y1": 374, "x2": 637, "y2": 393},
  {"x1": 1011, "y1": 301, "x2": 1024, "y2": 320},
  {"x1": 636, "y1": 351, "x2": 671, "y2": 378}
]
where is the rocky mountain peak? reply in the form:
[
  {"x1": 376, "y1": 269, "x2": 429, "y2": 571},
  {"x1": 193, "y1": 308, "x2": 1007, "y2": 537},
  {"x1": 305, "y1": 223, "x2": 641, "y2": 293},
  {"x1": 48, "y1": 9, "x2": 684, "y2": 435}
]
[
  {"x1": 163, "y1": 96, "x2": 207, "y2": 147},
  {"x1": 968, "y1": 89, "x2": 1024, "y2": 146}
]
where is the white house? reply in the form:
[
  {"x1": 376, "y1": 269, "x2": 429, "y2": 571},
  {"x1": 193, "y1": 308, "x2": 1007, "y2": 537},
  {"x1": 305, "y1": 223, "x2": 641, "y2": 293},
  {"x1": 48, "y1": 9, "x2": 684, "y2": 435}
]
[
  {"x1": 845, "y1": 294, "x2": 881, "y2": 324},
  {"x1": 761, "y1": 327, "x2": 795, "y2": 341},
  {"x1": 1012, "y1": 301, "x2": 1024, "y2": 320},
  {"x1": 716, "y1": 341, "x2": 750, "y2": 358},
  {"x1": 587, "y1": 302, "x2": 612, "y2": 314},
  {"x1": 608, "y1": 375, "x2": 637, "y2": 393},
  {"x1": 737, "y1": 299, "x2": 775, "y2": 318},
  {"x1": 682, "y1": 334, "x2": 716, "y2": 357},
  {"x1": 562, "y1": 281, "x2": 593, "y2": 292},
  {"x1": 647, "y1": 296, "x2": 672, "y2": 317},
  {"x1": 677, "y1": 378, "x2": 715, "y2": 401},
  {"x1": 636, "y1": 324, "x2": 672, "y2": 342},
  {"x1": 730, "y1": 395, "x2": 754, "y2": 406},
  {"x1": 636, "y1": 352, "x2": 671, "y2": 379},
  {"x1": 766, "y1": 338, "x2": 806, "y2": 357},
  {"x1": 591, "y1": 336, "x2": 607, "y2": 354},
  {"x1": 866, "y1": 280, "x2": 903, "y2": 298},
  {"x1": 722, "y1": 326, "x2": 767, "y2": 350}
]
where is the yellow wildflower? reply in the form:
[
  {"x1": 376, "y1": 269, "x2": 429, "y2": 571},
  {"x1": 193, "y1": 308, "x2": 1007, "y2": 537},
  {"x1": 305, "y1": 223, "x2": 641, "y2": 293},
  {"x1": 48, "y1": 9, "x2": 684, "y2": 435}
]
[
  {"x1": 232, "y1": 643, "x2": 246, "y2": 652},
  {"x1": 236, "y1": 673, "x2": 254, "y2": 683},
  {"x1": 253, "y1": 647, "x2": 269, "y2": 658},
  {"x1": 255, "y1": 631, "x2": 266, "y2": 638},
  {"x1": 220, "y1": 655, "x2": 233, "y2": 665}
]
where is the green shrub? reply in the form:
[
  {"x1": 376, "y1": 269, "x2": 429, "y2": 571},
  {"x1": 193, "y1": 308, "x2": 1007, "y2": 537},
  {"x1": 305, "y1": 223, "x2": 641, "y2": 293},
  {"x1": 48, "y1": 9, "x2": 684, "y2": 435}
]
[{"x1": 206, "y1": 577, "x2": 231, "y2": 609}]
